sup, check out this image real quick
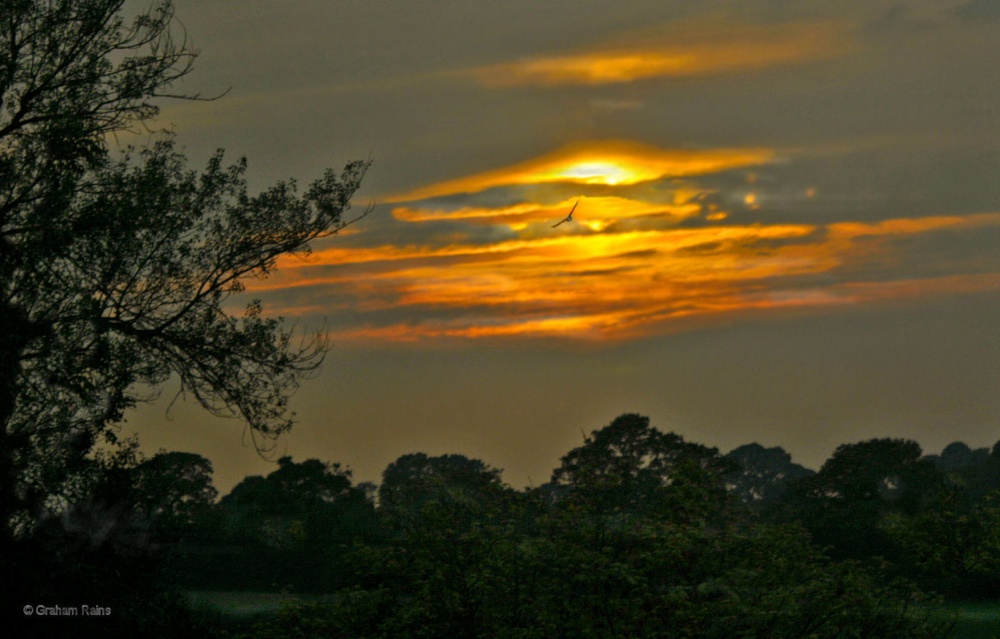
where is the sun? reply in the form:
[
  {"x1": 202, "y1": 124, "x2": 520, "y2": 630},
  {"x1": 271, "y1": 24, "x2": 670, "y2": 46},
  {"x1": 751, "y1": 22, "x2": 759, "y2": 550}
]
[{"x1": 552, "y1": 161, "x2": 643, "y2": 185}]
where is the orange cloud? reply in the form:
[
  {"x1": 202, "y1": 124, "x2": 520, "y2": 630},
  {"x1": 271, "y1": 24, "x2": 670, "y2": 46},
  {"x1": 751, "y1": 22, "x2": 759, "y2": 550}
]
[
  {"x1": 390, "y1": 195, "x2": 703, "y2": 229},
  {"x1": 386, "y1": 140, "x2": 773, "y2": 202},
  {"x1": 256, "y1": 210, "x2": 1000, "y2": 343},
  {"x1": 467, "y1": 19, "x2": 854, "y2": 87},
  {"x1": 827, "y1": 213, "x2": 1000, "y2": 239}
]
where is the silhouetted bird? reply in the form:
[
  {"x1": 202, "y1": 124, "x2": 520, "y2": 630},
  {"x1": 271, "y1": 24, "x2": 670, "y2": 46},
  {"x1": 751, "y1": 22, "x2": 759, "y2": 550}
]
[{"x1": 552, "y1": 201, "x2": 578, "y2": 228}]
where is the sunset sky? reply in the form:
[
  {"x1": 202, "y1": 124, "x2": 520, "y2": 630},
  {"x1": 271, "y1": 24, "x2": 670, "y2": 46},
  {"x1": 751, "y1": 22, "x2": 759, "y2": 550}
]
[{"x1": 128, "y1": 0, "x2": 999, "y2": 493}]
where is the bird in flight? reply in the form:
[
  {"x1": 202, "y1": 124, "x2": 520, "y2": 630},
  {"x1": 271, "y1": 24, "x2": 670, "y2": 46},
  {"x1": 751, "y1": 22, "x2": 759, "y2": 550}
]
[{"x1": 552, "y1": 200, "x2": 579, "y2": 228}]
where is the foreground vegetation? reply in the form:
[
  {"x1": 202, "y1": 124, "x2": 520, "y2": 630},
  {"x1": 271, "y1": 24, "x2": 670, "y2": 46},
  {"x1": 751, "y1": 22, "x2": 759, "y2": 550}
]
[{"x1": 17, "y1": 413, "x2": 1000, "y2": 637}]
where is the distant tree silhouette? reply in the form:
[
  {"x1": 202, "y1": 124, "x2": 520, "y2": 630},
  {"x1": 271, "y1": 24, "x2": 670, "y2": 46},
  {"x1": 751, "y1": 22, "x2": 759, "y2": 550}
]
[
  {"x1": 130, "y1": 451, "x2": 217, "y2": 544},
  {"x1": 356, "y1": 453, "x2": 519, "y2": 636},
  {"x1": 288, "y1": 417, "x2": 952, "y2": 639},
  {"x1": 193, "y1": 457, "x2": 376, "y2": 591},
  {"x1": 378, "y1": 453, "x2": 509, "y2": 532},
  {"x1": 725, "y1": 443, "x2": 814, "y2": 512},
  {"x1": 782, "y1": 438, "x2": 947, "y2": 561},
  {"x1": 924, "y1": 441, "x2": 991, "y2": 472},
  {"x1": 551, "y1": 413, "x2": 736, "y2": 524},
  {"x1": 936, "y1": 441, "x2": 1000, "y2": 504}
]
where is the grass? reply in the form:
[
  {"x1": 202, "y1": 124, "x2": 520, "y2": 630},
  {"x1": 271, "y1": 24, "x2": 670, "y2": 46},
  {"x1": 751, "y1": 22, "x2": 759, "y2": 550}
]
[
  {"x1": 184, "y1": 590, "x2": 1000, "y2": 638},
  {"x1": 184, "y1": 590, "x2": 333, "y2": 617},
  {"x1": 937, "y1": 600, "x2": 1000, "y2": 639}
]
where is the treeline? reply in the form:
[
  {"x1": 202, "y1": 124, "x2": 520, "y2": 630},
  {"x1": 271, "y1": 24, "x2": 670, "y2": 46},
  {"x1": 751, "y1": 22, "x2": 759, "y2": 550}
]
[{"x1": 27, "y1": 413, "x2": 1000, "y2": 637}]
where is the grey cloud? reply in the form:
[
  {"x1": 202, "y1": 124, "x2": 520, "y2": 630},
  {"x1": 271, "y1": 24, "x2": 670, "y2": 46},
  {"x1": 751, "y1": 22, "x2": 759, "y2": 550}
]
[{"x1": 952, "y1": 0, "x2": 1000, "y2": 22}]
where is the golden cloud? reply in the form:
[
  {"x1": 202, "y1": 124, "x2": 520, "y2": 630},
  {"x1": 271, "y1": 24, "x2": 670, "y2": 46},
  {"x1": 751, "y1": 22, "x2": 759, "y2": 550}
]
[
  {"x1": 467, "y1": 19, "x2": 855, "y2": 87},
  {"x1": 827, "y1": 213, "x2": 1000, "y2": 239},
  {"x1": 390, "y1": 195, "x2": 703, "y2": 230},
  {"x1": 258, "y1": 210, "x2": 1000, "y2": 342},
  {"x1": 386, "y1": 140, "x2": 774, "y2": 202}
]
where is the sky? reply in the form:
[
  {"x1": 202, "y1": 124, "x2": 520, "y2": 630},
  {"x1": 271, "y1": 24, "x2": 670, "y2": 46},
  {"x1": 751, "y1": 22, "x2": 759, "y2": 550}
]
[{"x1": 127, "y1": 0, "x2": 1000, "y2": 495}]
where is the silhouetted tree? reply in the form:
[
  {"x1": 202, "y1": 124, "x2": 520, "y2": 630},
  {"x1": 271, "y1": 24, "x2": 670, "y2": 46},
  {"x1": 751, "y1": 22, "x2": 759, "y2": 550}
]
[
  {"x1": 0, "y1": 0, "x2": 368, "y2": 544},
  {"x1": 199, "y1": 457, "x2": 376, "y2": 591},
  {"x1": 280, "y1": 425, "x2": 952, "y2": 639},
  {"x1": 725, "y1": 443, "x2": 814, "y2": 513},
  {"x1": 551, "y1": 413, "x2": 736, "y2": 524},
  {"x1": 782, "y1": 438, "x2": 947, "y2": 561},
  {"x1": 924, "y1": 441, "x2": 990, "y2": 472},
  {"x1": 131, "y1": 451, "x2": 217, "y2": 543},
  {"x1": 342, "y1": 454, "x2": 523, "y2": 636},
  {"x1": 241, "y1": 456, "x2": 376, "y2": 546},
  {"x1": 949, "y1": 441, "x2": 1000, "y2": 504},
  {"x1": 0, "y1": 3, "x2": 369, "y2": 626},
  {"x1": 378, "y1": 453, "x2": 509, "y2": 532}
]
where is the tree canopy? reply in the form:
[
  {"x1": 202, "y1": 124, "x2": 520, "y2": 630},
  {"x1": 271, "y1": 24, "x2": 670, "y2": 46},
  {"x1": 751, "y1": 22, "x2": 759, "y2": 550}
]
[
  {"x1": 551, "y1": 413, "x2": 736, "y2": 523},
  {"x1": 725, "y1": 443, "x2": 814, "y2": 511},
  {"x1": 0, "y1": 0, "x2": 368, "y2": 538}
]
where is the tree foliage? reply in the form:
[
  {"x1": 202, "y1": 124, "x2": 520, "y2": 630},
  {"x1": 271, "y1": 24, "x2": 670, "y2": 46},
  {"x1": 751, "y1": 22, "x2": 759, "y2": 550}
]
[
  {"x1": 220, "y1": 416, "x2": 953, "y2": 639},
  {"x1": 218, "y1": 456, "x2": 373, "y2": 546},
  {"x1": 551, "y1": 413, "x2": 737, "y2": 524},
  {"x1": 130, "y1": 451, "x2": 217, "y2": 542},
  {"x1": 378, "y1": 453, "x2": 510, "y2": 532},
  {"x1": 0, "y1": 0, "x2": 369, "y2": 537},
  {"x1": 181, "y1": 456, "x2": 378, "y2": 592},
  {"x1": 725, "y1": 443, "x2": 813, "y2": 512},
  {"x1": 781, "y1": 439, "x2": 947, "y2": 561}
]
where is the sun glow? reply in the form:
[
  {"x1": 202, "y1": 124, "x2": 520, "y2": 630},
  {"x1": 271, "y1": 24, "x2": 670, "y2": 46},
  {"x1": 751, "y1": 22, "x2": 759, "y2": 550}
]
[
  {"x1": 259, "y1": 205, "x2": 1000, "y2": 342},
  {"x1": 550, "y1": 161, "x2": 645, "y2": 185},
  {"x1": 259, "y1": 120, "x2": 1000, "y2": 344},
  {"x1": 387, "y1": 140, "x2": 774, "y2": 202}
]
